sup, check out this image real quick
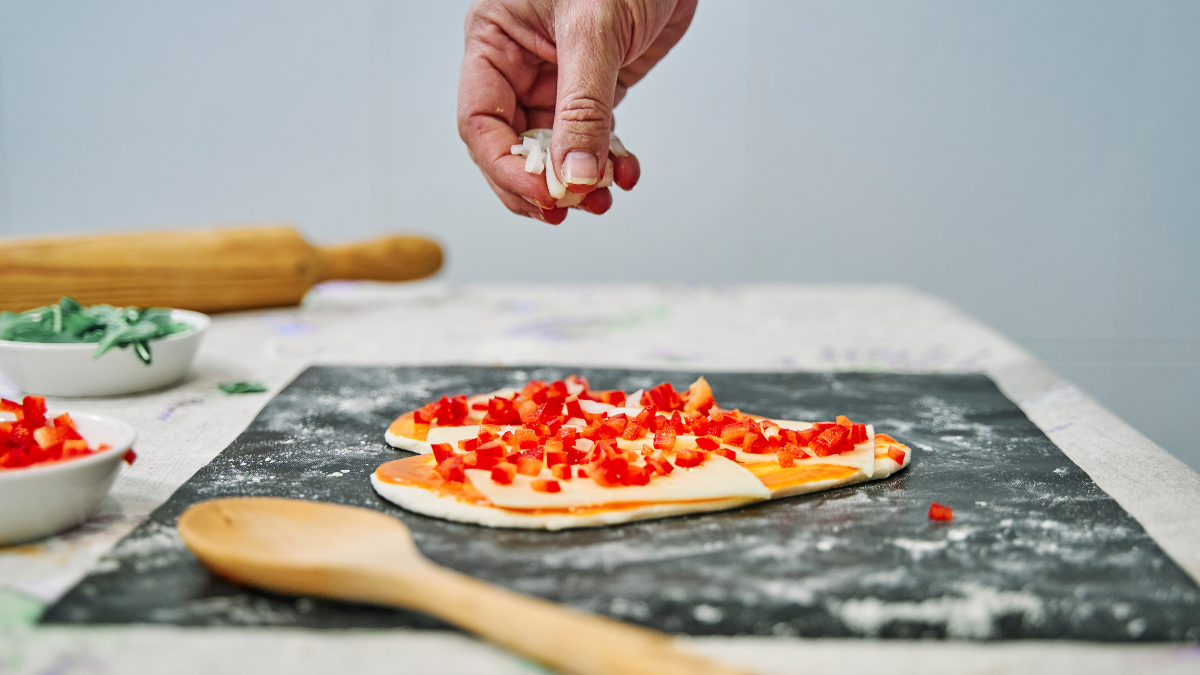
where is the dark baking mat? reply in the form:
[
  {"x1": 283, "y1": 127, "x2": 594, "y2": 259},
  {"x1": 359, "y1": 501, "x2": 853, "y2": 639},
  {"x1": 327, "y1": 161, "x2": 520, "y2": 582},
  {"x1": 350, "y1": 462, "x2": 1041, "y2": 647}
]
[{"x1": 43, "y1": 367, "x2": 1200, "y2": 640}]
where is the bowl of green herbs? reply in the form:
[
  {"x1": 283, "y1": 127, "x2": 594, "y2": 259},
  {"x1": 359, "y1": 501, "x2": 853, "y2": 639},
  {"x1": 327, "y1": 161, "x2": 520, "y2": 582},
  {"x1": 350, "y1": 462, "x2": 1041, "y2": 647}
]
[{"x1": 0, "y1": 297, "x2": 209, "y2": 397}]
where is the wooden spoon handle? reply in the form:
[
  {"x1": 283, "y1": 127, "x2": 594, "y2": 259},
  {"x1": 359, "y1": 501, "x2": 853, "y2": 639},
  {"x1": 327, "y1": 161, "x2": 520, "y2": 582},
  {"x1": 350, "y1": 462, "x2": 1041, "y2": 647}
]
[{"x1": 391, "y1": 566, "x2": 751, "y2": 675}]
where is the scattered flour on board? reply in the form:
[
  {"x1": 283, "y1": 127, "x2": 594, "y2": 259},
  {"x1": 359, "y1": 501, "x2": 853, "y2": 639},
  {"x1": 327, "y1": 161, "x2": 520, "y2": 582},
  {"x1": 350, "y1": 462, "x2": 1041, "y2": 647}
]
[
  {"x1": 693, "y1": 604, "x2": 725, "y2": 624},
  {"x1": 834, "y1": 582, "x2": 1045, "y2": 638},
  {"x1": 891, "y1": 538, "x2": 948, "y2": 560}
]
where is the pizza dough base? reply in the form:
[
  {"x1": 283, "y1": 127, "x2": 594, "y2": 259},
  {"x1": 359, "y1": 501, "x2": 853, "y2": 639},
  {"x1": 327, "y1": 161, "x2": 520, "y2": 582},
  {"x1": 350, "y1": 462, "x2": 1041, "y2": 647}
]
[
  {"x1": 377, "y1": 404, "x2": 913, "y2": 529},
  {"x1": 370, "y1": 473, "x2": 760, "y2": 530}
]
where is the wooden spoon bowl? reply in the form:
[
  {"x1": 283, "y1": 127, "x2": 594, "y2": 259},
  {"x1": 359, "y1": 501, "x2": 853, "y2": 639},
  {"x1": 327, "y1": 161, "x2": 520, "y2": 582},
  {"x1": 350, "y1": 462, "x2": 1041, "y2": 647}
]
[{"x1": 178, "y1": 497, "x2": 752, "y2": 675}]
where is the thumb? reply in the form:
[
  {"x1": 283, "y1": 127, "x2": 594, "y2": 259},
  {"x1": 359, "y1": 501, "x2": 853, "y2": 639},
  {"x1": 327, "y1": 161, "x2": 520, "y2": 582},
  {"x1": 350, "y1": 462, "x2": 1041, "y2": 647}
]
[{"x1": 552, "y1": 6, "x2": 627, "y2": 192}]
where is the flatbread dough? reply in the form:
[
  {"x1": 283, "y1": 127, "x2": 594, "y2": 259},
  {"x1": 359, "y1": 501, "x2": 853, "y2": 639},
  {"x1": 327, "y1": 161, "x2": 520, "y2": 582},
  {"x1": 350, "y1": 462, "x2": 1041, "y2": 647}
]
[{"x1": 374, "y1": 378, "x2": 912, "y2": 529}]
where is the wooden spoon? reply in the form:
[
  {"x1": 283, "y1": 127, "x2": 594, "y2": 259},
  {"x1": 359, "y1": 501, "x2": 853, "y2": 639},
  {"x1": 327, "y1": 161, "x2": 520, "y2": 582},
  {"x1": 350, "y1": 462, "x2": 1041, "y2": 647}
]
[{"x1": 178, "y1": 497, "x2": 752, "y2": 675}]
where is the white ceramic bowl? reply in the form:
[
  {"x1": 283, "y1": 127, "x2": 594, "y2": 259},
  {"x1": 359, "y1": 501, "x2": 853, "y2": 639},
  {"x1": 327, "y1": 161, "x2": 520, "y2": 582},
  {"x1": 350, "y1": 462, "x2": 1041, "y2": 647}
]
[
  {"x1": 0, "y1": 309, "x2": 210, "y2": 397},
  {"x1": 0, "y1": 410, "x2": 136, "y2": 545}
]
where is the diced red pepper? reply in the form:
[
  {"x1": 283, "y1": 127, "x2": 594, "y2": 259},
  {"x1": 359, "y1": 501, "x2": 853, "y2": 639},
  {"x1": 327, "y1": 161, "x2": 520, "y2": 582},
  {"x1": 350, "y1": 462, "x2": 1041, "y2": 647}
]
[
  {"x1": 673, "y1": 449, "x2": 706, "y2": 468},
  {"x1": 621, "y1": 423, "x2": 647, "y2": 441},
  {"x1": 621, "y1": 464, "x2": 651, "y2": 486},
  {"x1": 509, "y1": 428, "x2": 537, "y2": 449},
  {"x1": 482, "y1": 396, "x2": 520, "y2": 425},
  {"x1": 887, "y1": 446, "x2": 907, "y2": 464},
  {"x1": 519, "y1": 380, "x2": 548, "y2": 404},
  {"x1": 457, "y1": 437, "x2": 478, "y2": 452},
  {"x1": 0, "y1": 398, "x2": 23, "y2": 421},
  {"x1": 477, "y1": 440, "x2": 506, "y2": 457},
  {"x1": 516, "y1": 456, "x2": 542, "y2": 477},
  {"x1": 517, "y1": 399, "x2": 540, "y2": 425},
  {"x1": 436, "y1": 395, "x2": 468, "y2": 425},
  {"x1": 596, "y1": 390, "x2": 626, "y2": 406},
  {"x1": 850, "y1": 423, "x2": 868, "y2": 444},
  {"x1": 694, "y1": 435, "x2": 721, "y2": 451},
  {"x1": 928, "y1": 502, "x2": 953, "y2": 521},
  {"x1": 795, "y1": 428, "x2": 819, "y2": 446},
  {"x1": 601, "y1": 414, "x2": 628, "y2": 439},
  {"x1": 811, "y1": 424, "x2": 849, "y2": 456},
  {"x1": 33, "y1": 425, "x2": 68, "y2": 451},
  {"x1": 551, "y1": 464, "x2": 573, "y2": 480},
  {"x1": 122, "y1": 448, "x2": 137, "y2": 464},
  {"x1": 653, "y1": 427, "x2": 676, "y2": 451},
  {"x1": 491, "y1": 462, "x2": 517, "y2": 484},
  {"x1": 475, "y1": 454, "x2": 501, "y2": 470},
  {"x1": 645, "y1": 382, "x2": 682, "y2": 411},
  {"x1": 22, "y1": 395, "x2": 47, "y2": 429},
  {"x1": 742, "y1": 431, "x2": 768, "y2": 454},
  {"x1": 435, "y1": 455, "x2": 465, "y2": 483},
  {"x1": 535, "y1": 401, "x2": 564, "y2": 424},
  {"x1": 644, "y1": 456, "x2": 673, "y2": 475},
  {"x1": 565, "y1": 398, "x2": 584, "y2": 420},
  {"x1": 545, "y1": 380, "x2": 568, "y2": 404},
  {"x1": 714, "y1": 448, "x2": 736, "y2": 461},
  {"x1": 431, "y1": 443, "x2": 456, "y2": 464},
  {"x1": 532, "y1": 479, "x2": 561, "y2": 493},
  {"x1": 776, "y1": 452, "x2": 795, "y2": 468},
  {"x1": 720, "y1": 418, "x2": 750, "y2": 446}
]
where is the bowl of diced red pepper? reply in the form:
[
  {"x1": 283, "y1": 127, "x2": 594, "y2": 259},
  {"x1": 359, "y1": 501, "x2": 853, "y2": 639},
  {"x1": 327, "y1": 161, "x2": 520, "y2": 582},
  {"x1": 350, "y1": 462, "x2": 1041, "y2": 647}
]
[{"x1": 0, "y1": 395, "x2": 137, "y2": 545}]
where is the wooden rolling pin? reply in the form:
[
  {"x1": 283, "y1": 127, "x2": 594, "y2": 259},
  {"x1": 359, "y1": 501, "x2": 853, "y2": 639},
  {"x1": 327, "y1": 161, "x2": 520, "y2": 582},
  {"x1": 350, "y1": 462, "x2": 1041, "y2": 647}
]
[{"x1": 0, "y1": 225, "x2": 443, "y2": 313}]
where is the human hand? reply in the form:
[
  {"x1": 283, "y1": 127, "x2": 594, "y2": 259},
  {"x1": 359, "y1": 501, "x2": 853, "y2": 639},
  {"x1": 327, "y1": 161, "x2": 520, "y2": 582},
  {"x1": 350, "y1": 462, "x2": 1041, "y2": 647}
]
[{"x1": 458, "y1": 0, "x2": 697, "y2": 224}]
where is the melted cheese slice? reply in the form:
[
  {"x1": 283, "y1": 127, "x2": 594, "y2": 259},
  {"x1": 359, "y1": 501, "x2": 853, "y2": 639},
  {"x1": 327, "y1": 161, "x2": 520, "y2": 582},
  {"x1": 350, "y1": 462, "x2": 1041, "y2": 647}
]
[
  {"x1": 391, "y1": 416, "x2": 875, "y2": 482},
  {"x1": 464, "y1": 454, "x2": 769, "y2": 510}
]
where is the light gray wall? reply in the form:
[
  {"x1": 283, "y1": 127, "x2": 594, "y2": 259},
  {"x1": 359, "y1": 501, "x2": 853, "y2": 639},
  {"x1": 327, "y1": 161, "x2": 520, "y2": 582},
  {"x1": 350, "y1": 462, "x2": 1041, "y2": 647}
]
[{"x1": 1, "y1": 1, "x2": 1197, "y2": 467}]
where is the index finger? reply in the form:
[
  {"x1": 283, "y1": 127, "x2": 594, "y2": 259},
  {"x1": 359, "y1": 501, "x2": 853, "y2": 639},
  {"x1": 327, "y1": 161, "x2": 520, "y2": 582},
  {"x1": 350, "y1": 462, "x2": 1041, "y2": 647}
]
[{"x1": 458, "y1": 27, "x2": 555, "y2": 208}]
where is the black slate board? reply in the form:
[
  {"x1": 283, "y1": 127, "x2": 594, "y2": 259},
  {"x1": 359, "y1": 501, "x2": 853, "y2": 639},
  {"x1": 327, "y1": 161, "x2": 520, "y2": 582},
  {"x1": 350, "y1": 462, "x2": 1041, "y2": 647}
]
[{"x1": 43, "y1": 367, "x2": 1200, "y2": 641}]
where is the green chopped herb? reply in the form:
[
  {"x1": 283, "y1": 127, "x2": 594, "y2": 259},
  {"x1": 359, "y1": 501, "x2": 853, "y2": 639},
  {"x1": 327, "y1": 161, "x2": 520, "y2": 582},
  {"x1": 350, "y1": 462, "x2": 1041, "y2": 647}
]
[
  {"x1": 219, "y1": 381, "x2": 268, "y2": 395},
  {"x1": 0, "y1": 296, "x2": 190, "y2": 365}
]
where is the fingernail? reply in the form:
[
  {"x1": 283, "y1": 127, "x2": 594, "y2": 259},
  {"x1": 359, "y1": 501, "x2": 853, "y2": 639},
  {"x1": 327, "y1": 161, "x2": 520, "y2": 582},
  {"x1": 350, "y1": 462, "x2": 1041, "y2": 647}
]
[
  {"x1": 521, "y1": 194, "x2": 545, "y2": 209},
  {"x1": 563, "y1": 152, "x2": 599, "y2": 185}
]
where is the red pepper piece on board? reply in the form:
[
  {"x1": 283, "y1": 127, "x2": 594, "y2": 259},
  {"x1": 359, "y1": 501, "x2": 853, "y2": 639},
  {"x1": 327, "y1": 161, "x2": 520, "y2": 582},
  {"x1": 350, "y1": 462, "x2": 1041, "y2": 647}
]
[
  {"x1": 887, "y1": 446, "x2": 907, "y2": 464},
  {"x1": 928, "y1": 502, "x2": 953, "y2": 521}
]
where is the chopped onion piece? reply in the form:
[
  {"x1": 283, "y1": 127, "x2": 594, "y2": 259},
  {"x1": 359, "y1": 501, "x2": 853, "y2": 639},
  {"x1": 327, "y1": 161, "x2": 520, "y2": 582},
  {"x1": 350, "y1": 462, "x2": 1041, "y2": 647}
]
[
  {"x1": 545, "y1": 151, "x2": 567, "y2": 199},
  {"x1": 522, "y1": 136, "x2": 544, "y2": 174},
  {"x1": 513, "y1": 128, "x2": 628, "y2": 201},
  {"x1": 609, "y1": 133, "x2": 629, "y2": 157},
  {"x1": 555, "y1": 192, "x2": 585, "y2": 208},
  {"x1": 597, "y1": 158, "x2": 614, "y2": 188}
]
